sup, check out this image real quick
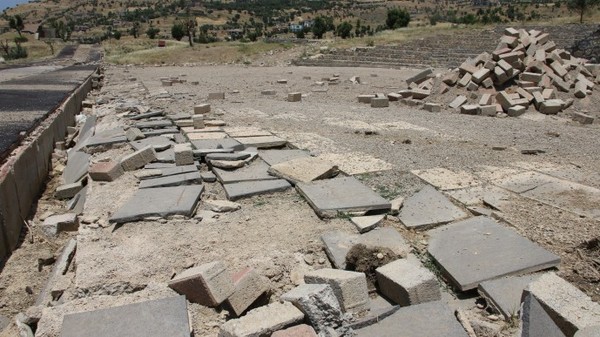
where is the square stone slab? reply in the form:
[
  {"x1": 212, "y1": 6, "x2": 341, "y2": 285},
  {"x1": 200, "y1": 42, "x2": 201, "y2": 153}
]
[
  {"x1": 399, "y1": 185, "x2": 469, "y2": 230},
  {"x1": 130, "y1": 136, "x2": 173, "y2": 151},
  {"x1": 134, "y1": 120, "x2": 173, "y2": 129},
  {"x1": 224, "y1": 127, "x2": 273, "y2": 138},
  {"x1": 296, "y1": 176, "x2": 391, "y2": 218},
  {"x1": 191, "y1": 139, "x2": 241, "y2": 150},
  {"x1": 61, "y1": 296, "x2": 190, "y2": 337},
  {"x1": 223, "y1": 179, "x2": 292, "y2": 200},
  {"x1": 478, "y1": 274, "x2": 541, "y2": 320},
  {"x1": 268, "y1": 157, "x2": 339, "y2": 184},
  {"x1": 109, "y1": 185, "x2": 204, "y2": 223},
  {"x1": 235, "y1": 136, "x2": 287, "y2": 149},
  {"x1": 411, "y1": 167, "x2": 480, "y2": 190},
  {"x1": 428, "y1": 216, "x2": 560, "y2": 291},
  {"x1": 213, "y1": 160, "x2": 277, "y2": 184},
  {"x1": 186, "y1": 132, "x2": 228, "y2": 140},
  {"x1": 139, "y1": 172, "x2": 202, "y2": 189},
  {"x1": 355, "y1": 301, "x2": 468, "y2": 337},
  {"x1": 143, "y1": 128, "x2": 179, "y2": 137},
  {"x1": 63, "y1": 151, "x2": 91, "y2": 184},
  {"x1": 259, "y1": 149, "x2": 311, "y2": 166}
]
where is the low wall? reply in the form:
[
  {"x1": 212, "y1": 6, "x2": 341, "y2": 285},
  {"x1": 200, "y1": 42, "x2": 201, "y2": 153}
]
[{"x1": 0, "y1": 68, "x2": 96, "y2": 264}]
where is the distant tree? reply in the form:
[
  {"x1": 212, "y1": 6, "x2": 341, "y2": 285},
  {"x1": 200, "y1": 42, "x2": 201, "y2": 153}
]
[
  {"x1": 312, "y1": 16, "x2": 327, "y2": 39},
  {"x1": 113, "y1": 30, "x2": 122, "y2": 40},
  {"x1": 336, "y1": 21, "x2": 353, "y2": 39},
  {"x1": 567, "y1": 0, "x2": 600, "y2": 23},
  {"x1": 146, "y1": 26, "x2": 160, "y2": 39},
  {"x1": 130, "y1": 22, "x2": 140, "y2": 38},
  {"x1": 9, "y1": 15, "x2": 24, "y2": 37},
  {"x1": 171, "y1": 22, "x2": 185, "y2": 41},
  {"x1": 355, "y1": 19, "x2": 361, "y2": 37},
  {"x1": 386, "y1": 8, "x2": 410, "y2": 29}
]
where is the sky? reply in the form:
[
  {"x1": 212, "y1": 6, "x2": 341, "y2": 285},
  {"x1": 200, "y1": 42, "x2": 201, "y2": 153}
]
[{"x1": 1, "y1": 0, "x2": 30, "y2": 12}]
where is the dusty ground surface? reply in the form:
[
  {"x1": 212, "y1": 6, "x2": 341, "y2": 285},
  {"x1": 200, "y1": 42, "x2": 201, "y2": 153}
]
[{"x1": 1, "y1": 60, "x2": 599, "y2": 336}]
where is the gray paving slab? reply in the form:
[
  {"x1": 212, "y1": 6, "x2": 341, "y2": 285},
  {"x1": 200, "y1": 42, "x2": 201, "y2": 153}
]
[
  {"x1": 109, "y1": 185, "x2": 204, "y2": 223},
  {"x1": 354, "y1": 301, "x2": 468, "y2": 337},
  {"x1": 223, "y1": 179, "x2": 292, "y2": 201},
  {"x1": 68, "y1": 185, "x2": 88, "y2": 215},
  {"x1": 235, "y1": 136, "x2": 287, "y2": 149},
  {"x1": 143, "y1": 128, "x2": 179, "y2": 137},
  {"x1": 139, "y1": 172, "x2": 202, "y2": 189},
  {"x1": 191, "y1": 138, "x2": 241, "y2": 150},
  {"x1": 213, "y1": 160, "x2": 277, "y2": 184},
  {"x1": 321, "y1": 228, "x2": 410, "y2": 269},
  {"x1": 129, "y1": 110, "x2": 164, "y2": 120},
  {"x1": 63, "y1": 151, "x2": 91, "y2": 184},
  {"x1": 205, "y1": 152, "x2": 251, "y2": 161},
  {"x1": 296, "y1": 176, "x2": 391, "y2": 218},
  {"x1": 85, "y1": 128, "x2": 127, "y2": 147},
  {"x1": 478, "y1": 274, "x2": 541, "y2": 320},
  {"x1": 145, "y1": 163, "x2": 176, "y2": 169},
  {"x1": 130, "y1": 136, "x2": 173, "y2": 151},
  {"x1": 258, "y1": 149, "x2": 311, "y2": 166},
  {"x1": 151, "y1": 165, "x2": 198, "y2": 178},
  {"x1": 399, "y1": 185, "x2": 469, "y2": 230},
  {"x1": 428, "y1": 216, "x2": 560, "y2": 291},
  {"x1": 134, "y1": 120, "x2": 173, "y2": 129},
  {"x1": 61, "y1": 295, "x2": 190, "y2": 337},
  {"x1": 522, "y1": 294, "x2": 566, "y2": 337},
  {"x1": 156, "y1": 148, "x2": 175, "y2": 163}
]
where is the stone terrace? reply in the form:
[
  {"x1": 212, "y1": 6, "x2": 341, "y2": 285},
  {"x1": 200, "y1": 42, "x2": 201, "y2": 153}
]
[{"x1": 295, "y1": 24, "x2": 598, "y2": 69}]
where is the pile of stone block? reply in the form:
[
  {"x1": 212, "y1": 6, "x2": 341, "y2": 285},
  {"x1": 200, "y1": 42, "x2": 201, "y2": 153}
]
[
  {"x1": 441, "y1": 27, "x2": 599, "y2": 118},
  {"x1": 357, "y1": 69, "x2": 435, "y2": 108}
]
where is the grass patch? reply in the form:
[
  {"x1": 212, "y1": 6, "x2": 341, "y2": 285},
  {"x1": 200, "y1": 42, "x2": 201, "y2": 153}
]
[{"x1": 374, "y1": 183, "x2": 402, "y2": 200}]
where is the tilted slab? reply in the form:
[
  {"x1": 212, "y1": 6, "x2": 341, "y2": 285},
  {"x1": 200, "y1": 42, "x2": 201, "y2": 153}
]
[
  {"x1": 213, "y1": 160, "x2": 277, "y2": 184},
  {"x1": 296, "y1": 176, "x2": 391, "y2": 218},
  {"x1": 399, "y1": 185, "x2": 469, "y2": 230},
  {"x1": 63, "y1": 151, "x2": 91, "y2": 184},
  {"x1": 268, "y1": 157, "x2": 339, "y2": 184},
  {"x1": 61, "y1": 296, "x2": 190, "y2": 337},
  {"x1": 478, "y1": 274, "x2": 541, "y2": 320},
  {"x1": 109, "y1": 185, "x2": 204, "y2": 223},
  {"x1": 235, "y1": 136, "x2": 287, "y2": 149},
  {"x1": 223, "y1": 179, "x2": 292, "y2": 201},
  {"x1": 428, "y1": 216, "x2": 560, "y2": 291},
  {"x1": 139, "y1": 172, "x2": 202, "y2": 189},
  {"x1": 259, "y1": 149, "x2": 311, "y2": 166}
]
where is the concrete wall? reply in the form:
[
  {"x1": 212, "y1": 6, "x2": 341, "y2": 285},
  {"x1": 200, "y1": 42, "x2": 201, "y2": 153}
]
[{"x1": 0, "y1": 68, "x2": 96, "y2": 264}]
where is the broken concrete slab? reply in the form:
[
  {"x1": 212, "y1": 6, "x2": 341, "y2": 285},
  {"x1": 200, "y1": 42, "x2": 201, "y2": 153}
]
[
  {"x1": 191, "y1": 138, "x2": 241, "y2": 150},
  {"x1": 281, "y1": 284, "x2": 344, "y2": 333},
  {"x1": 219, "y1": 302, "x2": 304, "y2": 337},
  {"x1": 63, "y1": 151, "x2": 91, "y2": 184},
  {"x1": 55, "y1": 181, "x2": 84, "y2": 199},
  {"x1": 296, "y1": 176, "x2": 391, "y2": 218},
  {"x1": 84, "y1": 128, "x2": 127, "y2": 148},
  {"x1": 206, "y1": 153, "x2": 251, "y2": 161},
  {"x1": 206, "y1": 199, "x2": 241, "y2": 213},
  {"x1": 134, "y1": 120, "x2": 173, "y2": 129},
  {"x1": 478, "y1": 274, "x2": 540, "y2": 320},
  {"x1": 61, "y1": 296, "x2": 190, "y2": 337},
  {"x1": 146, "y1": 165, "x2": 198, "y2": 178},
  {"x1": 259, "y1": 149, "x2": 311, "y2": 166},
  {"x1": 143, "y1": 128, "x2": 179, "y2": 137},
  {"x1": 235, "y1": 136, "x2": 287, "y2": 149},
  {"x1": 272, "y1": 325, "x2": 318, "y2": 337},
  {"x1": 411, "y1": 167, "x2": 480, "y2": 191},
  {"x1": 321, "y1": 228, "x2": 410, "y2": 269},
  {"x1": 224, "y1": 127, "x2": 273, "y2": 138},
  {"x1": 376, "y1": 255, "x2": 441, "y2": 306},
  {"x1": 304, "y1": 268, "x2": 369, "y2": 313},
  {"x1": 139, "y1": 172, "x2": 202, "y2": 189},
  {"x1": 41, "y1": 213, "x2": 79, "y2": 237},
  {"x1": 201, "y1": 171, "x2": 217, "y2": 183},
  {"x1": 350, "y1": 214, "x2": 385, "y2": 233},
  {"x1": 120, "y1": 146, "x2": 157, "y2": 171},
  {"x1": 223, "y1": 179, "x2": 292, "y2": 201},
  {"x1": 354, "y1": 301, "x2": 468, "y2": 337},
  {"x1": 213, "y1": 160, "x2": 276, "y2": 184},
  {"x1": 210, "y1": 160, "x2": 246, "y2": 170},
  {"x1": 399, "y1": 185, "x2": 469, "y2": 230},
  {"x1": 428, "y1": 216, "x2": 560, "y2": 291},
  {"x1": 36, "y1": 238, "x2": 77, "y2": 306},
  {"x1": 168, "y1": 261, "x2": 234, "y2": 306},
  {"x1": 405, "y1": 68, "x2": 433, "y2": 85},
  {"x1": 268, "y1": 157, "x2": 339, "y2": 184},
  {"x1": 130, "y1": 136, "x2": 173, "y2": 152},
  {"x1": 224, "y1": 268, "x2": 270, "y2": 317},
  {"x1": 109, "y1": 185, "x2": 204, "y2": 223}
]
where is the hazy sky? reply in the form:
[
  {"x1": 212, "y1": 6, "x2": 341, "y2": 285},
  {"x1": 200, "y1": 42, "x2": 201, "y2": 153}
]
[{"x1": 1, "y1": 0, "x2": 30, "y2": 12}]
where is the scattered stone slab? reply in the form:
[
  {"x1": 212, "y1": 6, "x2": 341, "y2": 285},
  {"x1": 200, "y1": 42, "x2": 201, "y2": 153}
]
[
  {"x1": 235, "y1": 136, "x2": 287, "y2": 149},
  {"x1": 321, "y1": 228, "x2": 410, "y2": 269},
  {"x1": 68, "y1": 185, "x2": 88, "y2": 215},
  {"x1": 194, "y1": 104, "x2": 211, "y2": 114},
  {"x1": 354, "y1": 301, "x2": 468, "y2": 337},
  {"x1": 174, "y1": 143, "x2": 195, "y2": 166},
  {"x1": 296, "y1": 176, "x2": 391, "y2": 218},
  {"x1": 143, "y1": 127, "x2": 179, "y2": 137},
  {"x1": 201, "y1": 171, "x2": 217, "y2": 183},
  {"x1": 55, "y1": 181, "x2": 84, "y2": 199},
  {"x1": 223, "y1": 179, "x2": 292, "y2": 201},
  {"x1": 130, "y1": 136, "x2": 173, "y2": 152},
  {"x1": 134, "y1": 120, "x2": 173, "y2": 129},
  {"x1": 304, "y1": 268, "x2": 369, "y2": 313},
  {"x1": 120, "y1": 146, "x2": 157, "y2": 171},
  {"x1": 41, "y1": 213, "x2": 79, "y2": 237},
  {"x1": 376, "y1": 255, "x2": 441, "y2": 306},
  {"x1": 272, "y1": 325, "x2": 318, "y2": 337},
  {"x1": 449, "y1": 95, "x2": 468, "y2": 109},
  {"x1": 63, "y1": 151, "x2": 91, "y2": 184},
  {"x1": 126, "y1": 127, "x2": 145, "y2": 141},
  {"x1": 399, "y1": 185, "x2": 469, "y2": 230},
  {"x1": 186, "y1": 132, "x2": 228, "y2": 141},
  {"x1": 89, "y1": 161, "x2": 124, "y2": 182},
  {"x1": 206, "y1": 153, "x2": 251, "y2": 161},
  {"x1": 109, "y1": 185, "x2": 204, "y2": 223},
  {"x1": 36, "y1": 238, "x2": 77, "y2": 306},
  {"x1": 61, "y1": 296, "x2": 190, "y2": 337},
  {"x1": 268, "y1": 157, "x2": 339, "y2": 185},
  {"x1": 478, "y1": 274, "x2": 540, "y2": 320},
  {"x1": 350, "y1": 214, "x2": 385, "y2": 233},
  {"x1": 129, "y1": 110, "x2": 164, "y2": 120},
  {"x1": 411, "y1": 167, "x2": 480, "y2": 190},
  {"x1": 213, "y1": 160, "x2": 276, "y2": 184},
  {"x1": 428, "y1": 216, "x2": 561, "y2": 291},
  {"x1": 150, "y1": 165, "x2": 198, "y2": 178},
  {"x1": 191, "y1": 139, "x2": 241, "y2": 150},
  {"x1": 210, "y1": 160, "x2": 246, "y2": 170},
  {"x1": 219, "y1": 302, "x2": 304, "y2": 337},
  {"x1": 259, "y1": 150, "x2": 311, "y2": 166},
  {"x1": 224, "y1": 268, "x2": 270, "y2": 317},
  {"x1": 139, "y1": 172, "x2": 201, "y2": 189},
  {"x1": 168, "y1": 261, "x2": 234, "y2": 306},
  {"x1": 522, "y1": 273, "x2": 600, "y2": 337},
  {"x1": 288, "y1": 92, "x2": 302, "y2": 102},
  {"x1": 224, "y1": 127, "x2": 273, "y2": 138},
  {"x1": 85, "y1": 129, "x2": 128, "y2": 148}
]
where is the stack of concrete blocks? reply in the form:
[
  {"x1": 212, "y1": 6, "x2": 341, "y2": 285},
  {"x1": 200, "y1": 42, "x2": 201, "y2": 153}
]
[
  {"x1": 441, "y1": 27, "x2": 598, "y2": 120},
  {"x1": 359, "y1": 69, "x2": 434, "y2": 108}
]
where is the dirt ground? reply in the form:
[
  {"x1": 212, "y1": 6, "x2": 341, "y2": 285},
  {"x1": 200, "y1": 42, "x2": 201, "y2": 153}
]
[{"x1": 1, "y1": 58, "x2": 599, "y2": 336}]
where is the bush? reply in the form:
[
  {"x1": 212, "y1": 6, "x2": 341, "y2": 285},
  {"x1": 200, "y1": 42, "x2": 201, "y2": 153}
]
[
  {"x1": 336, "y1": 21, "x2": 353, "y2": 39},
  {"x1": 8, "y1": 44, "x2": 28, "y2": 60},
  {"x1": 14, "y1": 35, "x2": 28, "y2": 43},
  {"x1": 171, "y1": 23, "x2": 185, "y2": 41},
  {"x1": 386, "y1": 8, "x2": 411, "y2": 29},
  {"x1": 113, "y1": 30, "x2": 122, "y2": 40},
  {"x1": 146, "y1": 27, "x2": 160, "y2": 39}
]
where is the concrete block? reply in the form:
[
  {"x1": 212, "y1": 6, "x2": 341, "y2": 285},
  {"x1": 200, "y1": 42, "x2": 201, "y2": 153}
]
[
  {"x1": 508, "y1": 105, "x2": 526, "y2": 117},
  {"x1": 405, "y1": 68, "x2": 432, "y2": 85},
  {"x1": 460, "y1": 104, "x2": 479, "y2": 115},
  {"x1": 89, "y1": 161, "x2": 124, "y2": 182},
  {"x1": 448, "y1": 95, "x2": 467, "y2": 109},
  {"x1": 539, "y1": 99, "x2": 564, "y2": 115},
  {"x1": 572, "y1": 112, "x2": 594, "y2": 124},
  {"x1": 121, "y1": 146, "x2": 157, "y2": 171},
  {"x1": 376, "y1": 256, "x2": 441, "y2": 306},
  {"x1": 357, "y1": 95, "x2": 375, "y2": 103},
  {"x1": 479, "y1": 94, "x2": 492, "y2": 106},
  {"x1": 482, "y1": 77, "x2": 494, "y2": 88},
  {"x1": 478, "y1": 274, "x2": 540, "y2": 320},
  {"x1": 225, "y1": 268, "x2": 270, "y2": 317},
  {"x1": 574, "y1": 81, "x2": 587, "y2": 98},
  {"x1": 387, "y1": 93, "x2": 401, "y2": 101},
  {"x1": 272, "y1": 325, "x2": 318, "y2": 337},
  {"x1": 457, "y1": 73, "x2": 472, "y2": 87},
  {"x1": 410, "y1": 89, "x2": 430, "y2": 100},
  {"x1": 496, "y1": 91, "x2": 515, "y2": 111},
  {"x1": 533, "y1": 91, "x2": 545, "y2": 109},
  {"x1": 42, "y1": 213, "x2": 79, "y2": 237},
  {"x1": 125, "y1": 127, "x2": 145, "y2": 141},
  {"x1": 304, "y1": 268, "x2": 369, "y2": 313},
  {"x1": 288, "y1": 92, "x2": 302, "y2": 102},
  {"x1": 442, "y1": 72, "x2": 459, "y2": 85},
  {"x1": 466, "y1": 81, "x2": 479, "y2": 91},
  {"x1": 192, "y1": 115, "x2": 205, "y2": 129},
  {"x1": 371, "y1": 97, "x2": 389, "y2": 108},
  {"x1": 522, "y1": 273, "x2": 600, "y2": 336},
  {"x1": 472, "y1": 68, "x2": 491, "y2": 84},
  {"x1": 281, "y1": 284, "x2": 344, "y2": 332},
  {"x1": 168, "y1": 261, "x2": 234, "y2": 306},
  {"x1": 423, "y1": 103, "x2": 441, "y2": 112},
  {"x1": 174, "y1": 143, "x2": 194, "y2": 166},
  {"x1": 479, "y1": 105, "x2": 497, "y2": 117},
  {"x1": 219, "y1": 302, "x2": 304, "y2": 337},
  {"x1": 55, "y1": 181, "x2": 84, "y2": 199},
  {"x1": 194, "y1": 104, "x2": 211, "y2": 114},
  {"x1": 459, "y1": 63, "x2": 479, "y2": 75},
  {"x1": 208, "y1": 92, "x2": 225, "y2": 100}
]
